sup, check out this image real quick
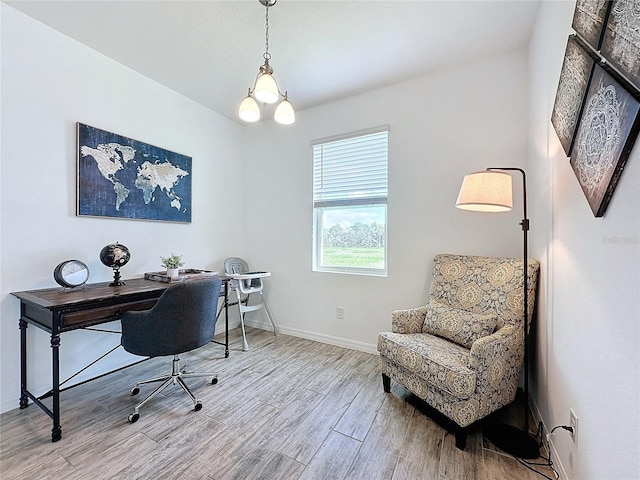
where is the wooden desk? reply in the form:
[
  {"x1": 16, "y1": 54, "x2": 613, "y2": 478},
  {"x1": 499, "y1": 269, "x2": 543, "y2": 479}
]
[{"x1": 11, "y1": 277, "x2": 229, "y2": 442}]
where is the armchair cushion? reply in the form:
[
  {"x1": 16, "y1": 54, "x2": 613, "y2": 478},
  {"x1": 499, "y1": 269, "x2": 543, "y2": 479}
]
[
  {"x1": 422, "y1": 300, "x2": 498, "y2": 348},
  {"x1": 377, "y1": 332, "x2": 476, "y2": 399}
]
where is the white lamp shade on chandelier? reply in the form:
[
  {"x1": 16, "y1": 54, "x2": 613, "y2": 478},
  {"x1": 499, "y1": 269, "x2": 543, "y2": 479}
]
[
  {"x1": 254, "y1": 73, "x2": 280, "y2": 104},
  {"x1": 238, "y1": 0, "x2": 295, "y2": 125},
  {"x1": 273, "y1": 95, "x2": 295, "y2": 124},
  {"x1": 455, "y1": 170, "x2": 513, "y2": 212},
  {"x1": 239, "y1": 95, "x2": 261, "y2": 123}
]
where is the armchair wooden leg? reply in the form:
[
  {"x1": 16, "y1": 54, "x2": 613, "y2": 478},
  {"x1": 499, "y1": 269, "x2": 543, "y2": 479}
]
[
  {"x1": 382, "y1": 373, "x2": 391, "y2": 393},
  {"x1": 455, "y1": 427, "x2": 467, "y2": 450}
]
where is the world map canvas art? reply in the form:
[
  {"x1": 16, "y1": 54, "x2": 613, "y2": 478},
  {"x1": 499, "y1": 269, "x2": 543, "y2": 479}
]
[{"x1": 77, "y1": 123, "x2": 192, "y2": 223}]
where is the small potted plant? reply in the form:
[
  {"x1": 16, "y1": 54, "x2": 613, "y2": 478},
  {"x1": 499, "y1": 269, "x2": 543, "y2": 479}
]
[{"x1": 160, "y1": 253, "x2": 184, "y2": 278}]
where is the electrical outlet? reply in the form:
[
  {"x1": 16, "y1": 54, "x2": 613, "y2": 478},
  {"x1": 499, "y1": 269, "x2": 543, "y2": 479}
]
[
  {"x1": 569, "y1": 409, "x2": 578, "y2": 443},
  {"x1": 336, "y1": 307, "x2": 344, "y2": 320}
]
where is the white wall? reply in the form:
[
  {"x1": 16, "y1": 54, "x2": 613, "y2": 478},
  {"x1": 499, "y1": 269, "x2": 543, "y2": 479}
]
[
  {"x1": 4, "y1": 4, "x2": 639, "y2": 478},
  {"x1": 11, "y1": 11, "x2": 630, "y2": 479},
  {"x1": 528, "y1": 2, "x2": 640, "y2": 479},
  {"x1": 241, "y1": 50, "x2": 530, "y2": 350},
  {"x1": 0, "y1": 5, "x2": 245, "y2": 413}
]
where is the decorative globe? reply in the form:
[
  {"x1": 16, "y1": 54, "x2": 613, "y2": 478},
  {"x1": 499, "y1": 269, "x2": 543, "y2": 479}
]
[
  {"x1": 100, "y1": 243, "x2": 131, "y2": 269},
  {"x1": 100, "y1": 243, "x2": 130, "y2": 286}
]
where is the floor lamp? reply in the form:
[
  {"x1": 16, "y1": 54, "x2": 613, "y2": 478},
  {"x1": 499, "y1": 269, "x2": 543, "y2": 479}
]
[{"x1": 455, "y1": 167, "x2": 539, "y2": 459}]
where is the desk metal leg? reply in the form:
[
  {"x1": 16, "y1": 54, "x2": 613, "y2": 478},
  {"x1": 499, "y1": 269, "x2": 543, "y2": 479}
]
[
  {"x1": 19, "y1": 319, "x2": 29, "y2": 409},
  {"x1": 50, "y1": 333, "x2": 62, "y2": 442},
  {"x1": 19, "y1": 318, "x2": 62, "y2": 441},
  {"x1": 212, "y1": 281, "x2": 230, "y2": 358}
]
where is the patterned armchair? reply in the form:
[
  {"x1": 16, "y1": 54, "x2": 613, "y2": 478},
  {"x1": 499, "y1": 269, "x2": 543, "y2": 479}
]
[{"x1": 377, "y1": 253, "x2": 539, "y2": 449}]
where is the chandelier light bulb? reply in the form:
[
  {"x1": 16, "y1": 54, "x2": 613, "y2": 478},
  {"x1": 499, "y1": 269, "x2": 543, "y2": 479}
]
[
  {"x1": 253, "y1": 72, "x2": 280, "y2": 104},
  {"x1": 238, "y1": 95, "x2": 260, "y2": 123},
  {"x1": 274, "y1": 95, "x2": 295, "y2": 125}
]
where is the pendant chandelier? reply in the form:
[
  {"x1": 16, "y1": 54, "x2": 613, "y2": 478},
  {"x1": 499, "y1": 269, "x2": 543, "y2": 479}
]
[{"x1": 238, "y1": 0, "x2": 295, "y2": 125}]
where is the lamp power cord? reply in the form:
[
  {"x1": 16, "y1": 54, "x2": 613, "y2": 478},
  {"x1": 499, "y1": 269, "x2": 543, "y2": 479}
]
[{"x1": 513, "y1": 423, "x2": 573, "y2": 479}]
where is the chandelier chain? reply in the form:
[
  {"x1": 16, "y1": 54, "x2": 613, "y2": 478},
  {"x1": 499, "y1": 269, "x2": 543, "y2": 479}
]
[{"x1": 264, "y1": 6, "x2": 271, "y2": 61}]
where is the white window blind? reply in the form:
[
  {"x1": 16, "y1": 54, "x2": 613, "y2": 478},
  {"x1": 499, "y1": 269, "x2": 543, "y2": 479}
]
[{"x1": 313, "y1": 127, "x2": 388, "y2": 208}]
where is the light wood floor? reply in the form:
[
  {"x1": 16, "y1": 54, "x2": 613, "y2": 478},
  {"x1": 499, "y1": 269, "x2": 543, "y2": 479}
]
[{"x1": 1, "y1": 328, "x2": 555, "y2": 480}]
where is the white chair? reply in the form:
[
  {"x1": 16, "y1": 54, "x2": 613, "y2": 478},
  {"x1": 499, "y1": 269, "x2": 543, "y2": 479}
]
[{"x1": 219, "y1": 257, "x2": 277, "y2": 351}]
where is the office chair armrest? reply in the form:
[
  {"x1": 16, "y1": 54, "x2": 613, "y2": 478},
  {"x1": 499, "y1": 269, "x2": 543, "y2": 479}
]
[{"x1": 391, "y1": 306, "x2": 428, "y2": 334}]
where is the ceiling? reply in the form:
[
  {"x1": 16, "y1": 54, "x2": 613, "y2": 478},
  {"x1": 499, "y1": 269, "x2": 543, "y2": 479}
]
[{"x1": 6, "y1": 0, "x2": 541, "y2": 124}]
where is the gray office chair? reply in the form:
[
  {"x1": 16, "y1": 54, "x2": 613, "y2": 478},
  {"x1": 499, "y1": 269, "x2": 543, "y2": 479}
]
[
  {"x1": 217, "y1": 257, "x2": 277, "y2": 351},
  {"x1": 121, "y1": 277, "x2": 222, "y2": 423}
]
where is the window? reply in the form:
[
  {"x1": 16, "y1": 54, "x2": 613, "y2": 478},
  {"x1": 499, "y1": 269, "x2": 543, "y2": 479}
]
[{"x1": 312, "y1": 126, "x2": 389, "y2": 276}]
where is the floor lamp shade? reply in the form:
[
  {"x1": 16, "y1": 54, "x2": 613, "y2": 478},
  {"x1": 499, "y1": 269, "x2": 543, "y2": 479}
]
[{"x1": 456, "y1": 171, "x2": 513, "y2": 212}]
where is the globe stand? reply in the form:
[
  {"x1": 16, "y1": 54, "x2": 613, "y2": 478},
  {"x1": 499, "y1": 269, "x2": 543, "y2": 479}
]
[{"x1": 109, "y1": 267, "x2": 125, "y2": 286}]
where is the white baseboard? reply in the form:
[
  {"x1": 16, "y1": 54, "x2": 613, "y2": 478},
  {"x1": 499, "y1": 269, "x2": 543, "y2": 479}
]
[{"x1": 242, "y1": 319, "x2": 379, "y2": 355}]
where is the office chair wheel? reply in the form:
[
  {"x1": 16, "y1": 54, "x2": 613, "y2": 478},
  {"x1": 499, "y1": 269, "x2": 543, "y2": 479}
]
[
  {"x1": 128, "y1": 412, "x2": 139, "y2": 423},
  {"x1": 194, "y1": 401, "x2": 203, "y2": 412},
  {"x1": 130, "y1": 387, "x2": 140, "y2": 396},
  {"x1": 211, "y1": 378, "x2": 218, "y2": 385}
]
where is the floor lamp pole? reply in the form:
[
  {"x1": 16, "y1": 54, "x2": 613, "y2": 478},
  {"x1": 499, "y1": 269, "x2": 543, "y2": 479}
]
[
  {"x1": 484, "y1": 167, "x2": 537, "y2": 459},
  {"x1": 520, "y1": 169, "x2": 530, "y2": 435}
]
